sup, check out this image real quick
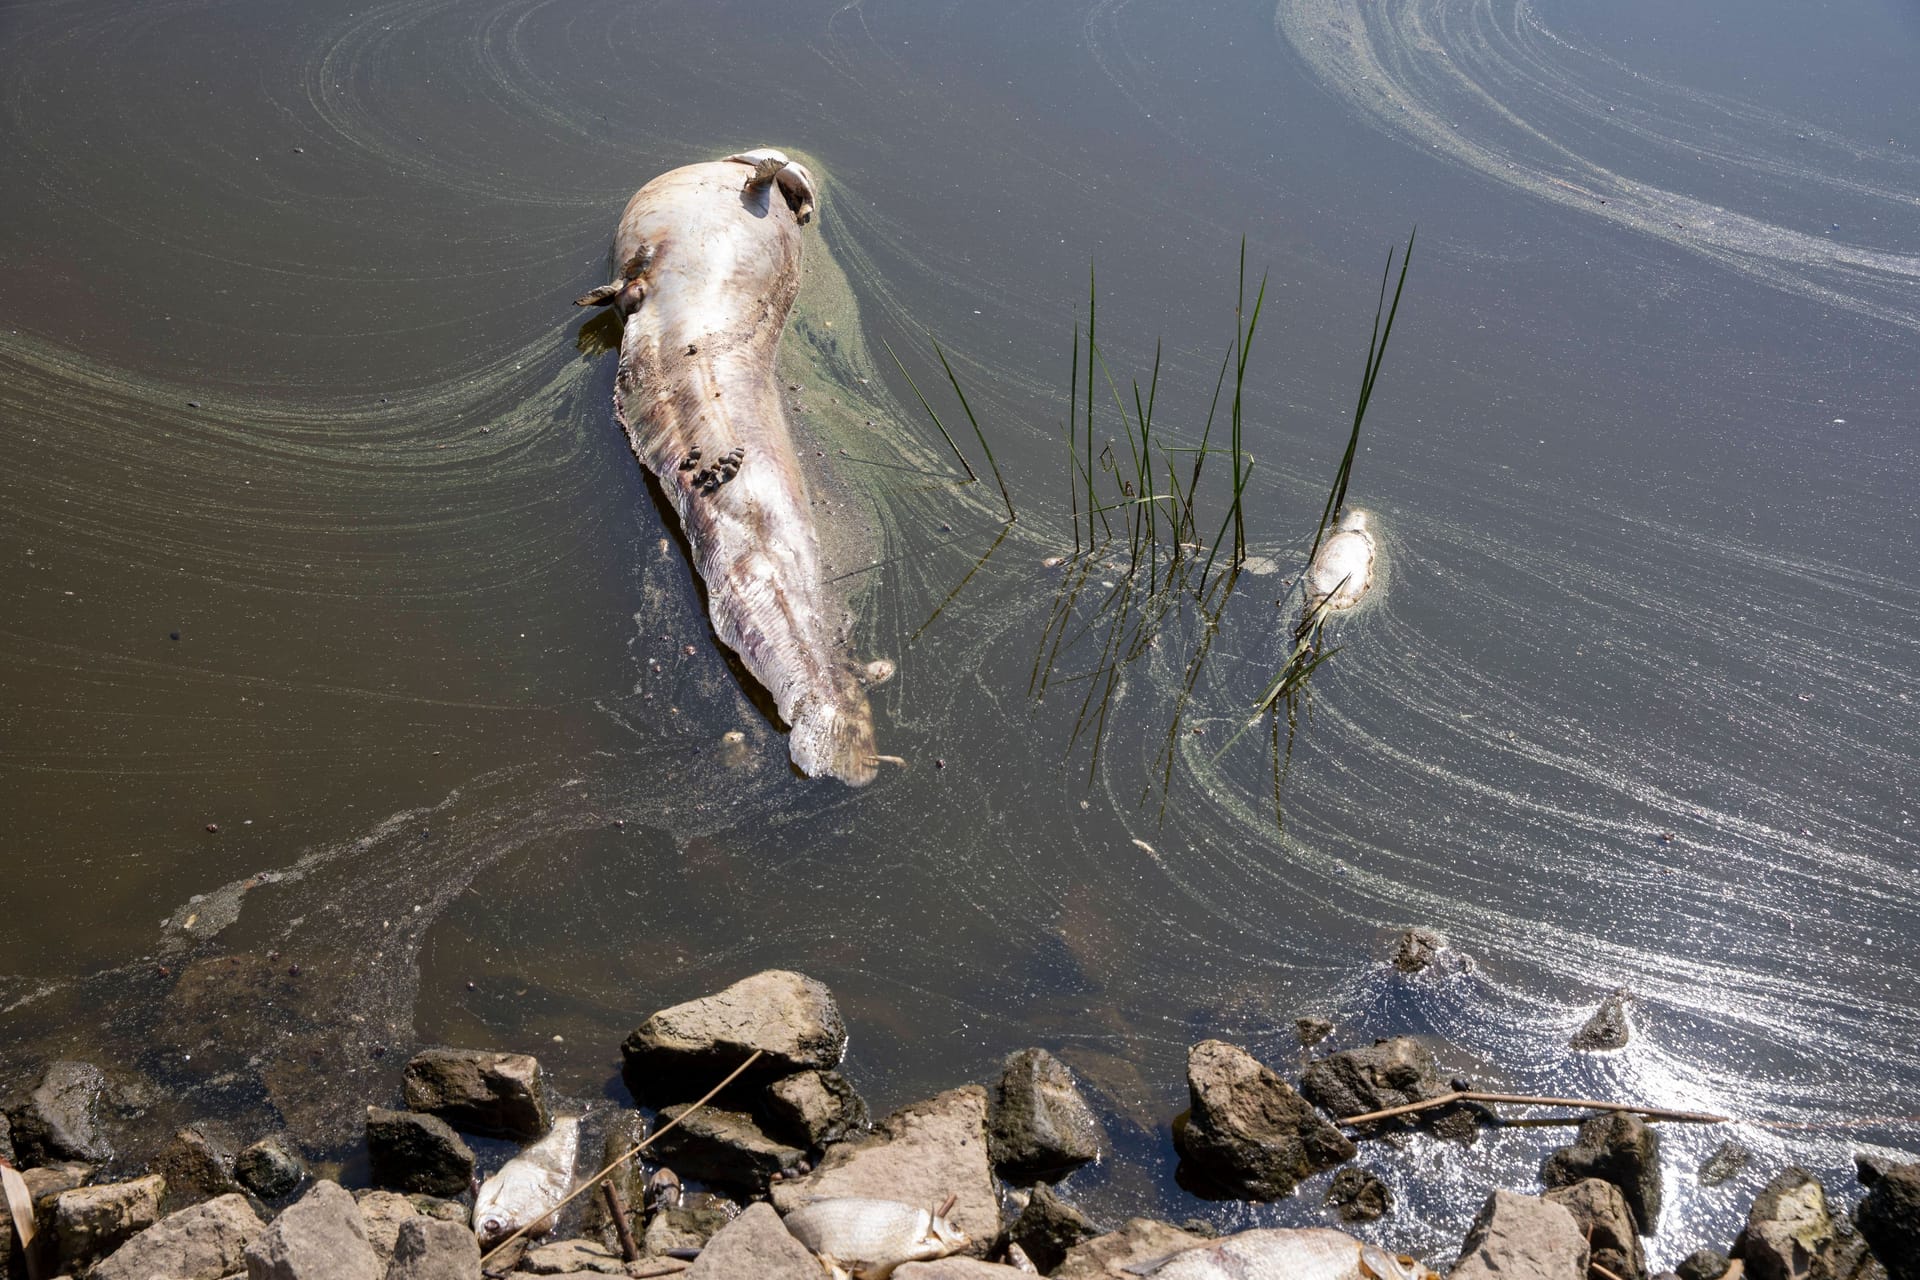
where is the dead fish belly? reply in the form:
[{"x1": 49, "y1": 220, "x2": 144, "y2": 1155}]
[
  {"x1": 784, "y1": 1197, "x2": 969, "y2": 1275},
  {"x1": 1135, "y1": 1228, "x2": 1435, "y2": 1280},
  {"x1": 594, "y1": 150, "x2": 880, "y2": 786},
  {"x1": 1304, "y1": 509, "x2": 1377, "y2": 612}
]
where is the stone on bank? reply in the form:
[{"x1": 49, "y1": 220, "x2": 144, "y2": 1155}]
[
  {"x1": 621, "y1": 969, "x2": 847, "y2": 1101},
  {"x1": 1172, "y1": 1039, "x2": 1354, "y2": 1199}
]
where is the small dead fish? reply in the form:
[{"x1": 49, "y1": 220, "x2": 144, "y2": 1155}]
[
  {"x1": 1304, "y1": 508, "x2": 1376, "y2": 613},
  {"x1": 474, "y1": 1115, "x2": 580, "y2": 1246},
  {"x1": 645, "y1": 1165, "x2": 684, "y2": 1210},
  {"x1": 783, "y1": 1197, "x2": 970, "y2": 1279},
  {"x1": 1126, "y1": 1227, "x2": 1441, "y2": 1280}
]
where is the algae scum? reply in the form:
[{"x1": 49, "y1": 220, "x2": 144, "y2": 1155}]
[{"x1": 4, "y1": 0, "x2": 1919, "y2": 1267}]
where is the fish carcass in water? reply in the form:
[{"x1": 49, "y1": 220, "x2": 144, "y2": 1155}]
[
  {"x1": 1127, "y1": 1227, "x2": 1441, "y2": 1280},
  {"x1": 782, "y1": 1197, "x2": 970, "y2": 1278},
  {"x1": 1304, "y1": 508, "x2": 1377, "y2": 614},
  {"x1": 474, "y1": 1114, "x2": 580, "y2": 1246},
  {"x1": 576, "y1": 147, "x2": 883, "y2": 786}
]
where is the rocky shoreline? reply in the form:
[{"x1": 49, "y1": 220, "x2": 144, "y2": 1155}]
[{"x1": 4, "y1": 946, "x2": 1916, "y2": 1280}]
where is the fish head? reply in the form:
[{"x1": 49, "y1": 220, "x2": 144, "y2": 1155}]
[
  {"x1": 1359, "y1": 1243, "x2": 1442, "y2": 1280},
  {"x1": 475, "y1": 1210, "x2": 511, "y2": 1247},
  {"x1": 925, "y1": 1209, "x2": 971, "y2": 1256}
]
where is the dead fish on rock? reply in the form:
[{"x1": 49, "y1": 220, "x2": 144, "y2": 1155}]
[
  {"x1": 474, "y1": 1114, "x2": 580, "y2": 1246},
  {"x1": 782, "y1": 1196, "x2": 970, "y2": 1278},
  {"x1": 1303, "y1": 508, "x2": 1377, "y2": 614},
  {"x1": 578, "y1": 147, "x2": 887, "y2": 786},
  {"x1": 1126, "y1": 1227, "x2": 1441, "y2": 1280}
]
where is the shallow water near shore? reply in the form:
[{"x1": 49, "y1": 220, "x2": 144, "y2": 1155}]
[{"x1": 3, "y1": 0, "x2": 1917, "y2": 1266}]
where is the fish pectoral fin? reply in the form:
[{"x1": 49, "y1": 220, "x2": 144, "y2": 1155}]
[
  {"x1": 724, "y1": 147, "x2": 817, "y2": 224},
  {"x1": 573, "y1": 282, "x2": 621, "y2": 308},
  {"x1": 813, "y1": 1254, "x2": 853, "y2": 1280}
]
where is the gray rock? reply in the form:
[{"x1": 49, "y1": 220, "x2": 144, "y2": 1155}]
[
  {"x1": 988, "y1": 1049, "x2": 1103, "y2": 1182},
  {"x1": 1172, "y1": 1040, "x2": 1354, "y2": 1200},
  {"x1": 0, "y1": 1111, "x2": 11, "y2": 1163},
  {"x1": 14, "y1": 1160, "x2": 91, "y2": 1246},
  {"x1": 401, "y1": 1050, "x2": 549, "y2": 1141},
  {"x1": 1299, "y1": 1037, "x2": 1477, "y2": 1143},
  {"x1": 1822, "y1": 1223, "x2": 1891, "y2": 1280},
  {"x1": 684, "y1": 1202, "x2": 821, "y2": 1280},
  {"x1": 1295, "y1": 1018, "x2": 1335, "y2": 1048},
  {"x1": 765, "y1": 1070, "x2": 868, "y2": 1151},
  {"x1": 90, "y1": 1192, "x2": 266, "y2": 1280},
  {"x1": 642, "y1": 1203, "x2": 733, "y2": 1257},
  {"x1": 1009, "y1": 1184, "x2": 1101, "y2": 1273},
  {"x1": 515, "y1": 1239, "x2": 628, "y2": 1274},
  {"x1": 1731, "y1": 1168, "x2": 1833, "y2": 1280},
  {"x1": 1451, "y1": 1189, "x2": 1590, "y2": 1280},
  {"x1": 1857, "y1": 1160, "x2": 1920, "y2": 1280},
  {"x1": 245, "y1": 1180, "x2": 380, "y2": 1280},
  {"x1": 1545, "y1": 1177, "x2": 1647, "y2": 1280},
  {"x1": 385, "y1": 1218, "x2": 481, "y2": 1280},
  {"x1": 644, "y1": 1102, "x2": 805, "y2": 1193},
  {"x1": 51, "y1": 1174, "x2": 165, "y2": 1272},
  {"x1": 1541, "y1": 1112, "x2": 1663, "y2": 1232},
  {"x1": 351, "y1": 1190, "x2": 421, "y2": 1267},
  {"x1": 1054, "y1": 1219, "x2": 1210, "y2": 1279},
  {"x1": 365, "y1": 1108, "x2": 475, "y2": 1198},
  {"x1": 1859, "y1": 1156, "x2": 1908, "y2": 1189},
  {"x1": 770, "y1": 1086, "x2": 999, "y2": 1257},
  {"x1": 1571, "y1": 991, "x2": 1634, "y2": 1052},
  {"x1": 6, "y1": 1061, "x2": 113, "y2": 1164},
  {"x1": 1674, "y1": 1248, "x2": 1730, "y2": 1280},
  {"x1": 621, "y1": 970, "x2": 847, "y2": 1101},
  {"x1": 154, "y1": 1125, "x2": 244, "y2": 1213},
  {"x1": 1326, "y1": 1166, "x2": 1393, "y2": 1223},
  {"x1": 1392, "y1": 929, "x2": 1445, "y2": 974},
  {"x1": 237, "y1": 1134, "x2": 309, "y2": 1200},
  {"x1": 1700, "y1": 1141, "x2": 1752, "y2": 1187},
  {"x1": 896, "y1": 1262, "x2": 1033, "y2": 1278}
]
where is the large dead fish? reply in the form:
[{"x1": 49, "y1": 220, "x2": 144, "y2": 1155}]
[
  {"x1": 577, "y1": 147, "x2": 882, "y2": 786},
  {"x1": 1126, "y1": 1227, "x2": 1441, "y2": 1280},
  {"x1": 782, "y1": 1196, "x2": 970, "y2": 1278},
  {"x1": 474, "y1": 1114, "x2": 580, "y2": 1246}
]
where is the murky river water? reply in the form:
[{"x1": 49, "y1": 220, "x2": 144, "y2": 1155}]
[{"x1": 3, "y1": 0, "x2": 1916, "y2": 1265}]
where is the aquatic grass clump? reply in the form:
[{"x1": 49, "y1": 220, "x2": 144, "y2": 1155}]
[{"x1": 895, "y1": 232, "x2": 1415, "y2": 817}]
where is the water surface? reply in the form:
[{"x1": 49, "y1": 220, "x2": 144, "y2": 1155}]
[{"x1": 3, "y1": 0, "x2": 1916, "y2": 1264}]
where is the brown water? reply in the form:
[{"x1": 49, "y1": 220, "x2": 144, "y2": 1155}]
[{"x1": 4, "y1": 0, "x2": 1918, "y2": 1264}]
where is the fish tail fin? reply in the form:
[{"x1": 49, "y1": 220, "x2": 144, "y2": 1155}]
[{"x1": 787, "y1": 673, "x2": 878, "y2": 787}]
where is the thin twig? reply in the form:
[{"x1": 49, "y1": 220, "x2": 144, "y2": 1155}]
[
  {"x1": 480, "y1": 1049, "x2": 766, "y2": 1263},
  {"x1": 1593, "y1": 1263, "x2": 1627, "y2": 1280},
  {"x1": 1337, "y1": 1089, "x2": 1728, "y2": 1128}
]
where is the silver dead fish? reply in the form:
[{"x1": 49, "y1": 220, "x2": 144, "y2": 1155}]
[
  {"x1": 1127, "y1": 1227, "x2": 1441, "y2": 1280},
  {"x1": 782, "y1": 1196, "x2": 970, "y2": 1279},
  {"x1": 1304, "y1": 508, "x2": 1377, "y2": 613},
  {"x1": 473, "y1": 1114, "x2": 580, "y2": 1246},
  {"x1": 577, "y1": 147, "x2": 883, "y2": 786}
]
